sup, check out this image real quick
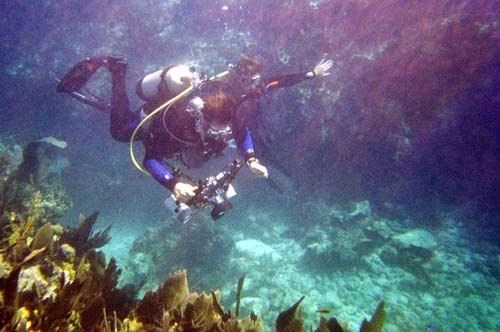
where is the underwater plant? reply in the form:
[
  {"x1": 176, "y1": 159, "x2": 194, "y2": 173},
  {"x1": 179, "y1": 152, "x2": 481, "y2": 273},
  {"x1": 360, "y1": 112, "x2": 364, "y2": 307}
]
[
  {"x1": 0, "y1": 137, "x2": 388, "y2": 331},
  {"x1": 0, "y1": 209, "x2": 136, "y2": 331},
  {"x1": 1, "y1": 139, "x2": 71, "y2": 235},
  {"x1": 0, "y1": 222, "x2": 385, "y2": 332}
]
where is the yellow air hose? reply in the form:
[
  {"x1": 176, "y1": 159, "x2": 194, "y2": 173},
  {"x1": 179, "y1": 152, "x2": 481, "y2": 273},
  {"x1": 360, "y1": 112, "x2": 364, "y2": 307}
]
[{"x1": 129, "y1": 70, "x2": 230, "y2": 175}]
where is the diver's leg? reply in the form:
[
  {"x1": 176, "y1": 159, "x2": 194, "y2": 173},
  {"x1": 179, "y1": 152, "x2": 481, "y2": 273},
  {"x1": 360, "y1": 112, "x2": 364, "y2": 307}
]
[
  {"x1": 66, "y1": 90, "x2": 110, "y2": 113},
  {"x1": 107, "y1": 58, "x2": 140, "y2": 142}
]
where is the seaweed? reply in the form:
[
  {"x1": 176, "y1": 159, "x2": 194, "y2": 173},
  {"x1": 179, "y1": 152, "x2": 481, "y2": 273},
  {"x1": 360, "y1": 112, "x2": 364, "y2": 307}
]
[
  {"x1": 60, "y1": 211, "x2": 111, "y2": 254},
  {"x1": 318, "y1": 316, "x2": 346, "y2": 332},
  {"x1": 134, "y1": 289, "x2": 163, "y2": 326},
  {"x1": 276, "y1": 295, "x2": 305, "y2": 332},
  {"x1": 181, "y1": 291, "x2": 221, "y2": 330},
  {"x1": 276, "y1": 298, "x2": 384, "y2": 332},
  {"x1": 239, "y1": 315, "x2": 264, "y2": 332},
  {"x1": 1, "y1": 217, "x2": 388, "y2": 332},
  {"x1": 5, "y1": 191, "x2": 42, "y2": 249},
  {"x1": 0, "y1": 204, "x2": 129, "y2": 331},
  {"x1": 132, "y1": 270, "x2": 266, "y2": 332},
  {"x1": 235, "y1": 275, "x2": 245, "y2": 319},
  {"x1": 32, "y1": 222, "x2": 53, "y2": 250},
  {"x1": 360, "y1": 301, "x2": 385, "y2": 332}
]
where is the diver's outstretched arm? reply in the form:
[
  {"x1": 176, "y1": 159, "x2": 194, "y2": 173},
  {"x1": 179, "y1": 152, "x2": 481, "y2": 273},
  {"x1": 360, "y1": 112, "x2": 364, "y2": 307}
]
[{"x1": 264, "y1": 57, "x2": 334, "y2": 89}]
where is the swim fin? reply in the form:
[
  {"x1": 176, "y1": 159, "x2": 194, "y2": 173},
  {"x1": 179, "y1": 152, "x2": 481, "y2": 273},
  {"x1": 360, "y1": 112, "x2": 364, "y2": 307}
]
[{"x1": 56, "y1": 56, "x2": 107, "y2": 93}]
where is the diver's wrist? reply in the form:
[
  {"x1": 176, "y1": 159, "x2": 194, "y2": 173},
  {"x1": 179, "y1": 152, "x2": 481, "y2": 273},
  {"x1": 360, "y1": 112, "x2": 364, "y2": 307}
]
[
  {"x1": 246, "y1": 157, "x2": 258, "y2": 167},
  {"x1": 165, "y1": 178, "x2": 178, "y2": 192}
]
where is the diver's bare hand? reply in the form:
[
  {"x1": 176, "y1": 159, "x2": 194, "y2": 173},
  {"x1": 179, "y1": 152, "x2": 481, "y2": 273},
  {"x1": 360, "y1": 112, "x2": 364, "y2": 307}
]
[
  {"x1": 173, "y1": 182, "x2": 197, "y2": 203},
  {"x1": 312, "y1": 58, "x2": 334, "y2": 77},
  {"x1": 247, "y1": 158, "x2": 269, "y2": 178}
]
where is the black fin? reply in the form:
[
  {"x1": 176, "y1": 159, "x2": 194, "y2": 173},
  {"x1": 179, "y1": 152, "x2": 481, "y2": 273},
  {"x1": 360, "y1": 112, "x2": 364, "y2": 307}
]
[{"x1": 56, "y1": 57, "x2": 106, "y2": 93}]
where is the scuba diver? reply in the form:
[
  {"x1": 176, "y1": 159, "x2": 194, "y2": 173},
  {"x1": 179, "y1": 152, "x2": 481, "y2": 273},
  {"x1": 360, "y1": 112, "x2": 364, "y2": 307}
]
[{"x1": 56, "y1": 55, "x2": 332, "y2": 222}]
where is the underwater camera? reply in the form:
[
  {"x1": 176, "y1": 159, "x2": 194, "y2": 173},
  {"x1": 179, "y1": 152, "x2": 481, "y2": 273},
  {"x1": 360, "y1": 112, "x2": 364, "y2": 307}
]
[{"x1": 165, "y1": 160, "x2": 242, "y2": 223}]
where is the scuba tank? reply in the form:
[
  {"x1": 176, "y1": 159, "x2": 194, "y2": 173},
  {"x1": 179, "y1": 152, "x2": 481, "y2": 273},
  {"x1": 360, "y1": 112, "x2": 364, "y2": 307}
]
[{"x1": 136, "y1": 64, "x2": 195, "y2": 102}]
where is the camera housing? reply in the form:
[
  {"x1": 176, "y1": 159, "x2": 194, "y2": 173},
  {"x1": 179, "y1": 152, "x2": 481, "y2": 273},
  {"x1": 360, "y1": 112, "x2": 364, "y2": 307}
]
[
  {"x1": 165, "y1": 195, "x2": 192, "y2": 223},
  {"x1": 165, "y1": 160, "x2": 242, "y2": 222}
]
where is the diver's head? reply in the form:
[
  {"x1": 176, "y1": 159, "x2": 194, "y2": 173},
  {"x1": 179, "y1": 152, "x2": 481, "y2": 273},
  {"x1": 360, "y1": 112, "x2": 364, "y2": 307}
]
[
  {"x1": 198, "y1": 81, "x2": 237, "y2": 127},
  {"x1": 202, "y1": 90, "x2": 237, "y2": 128},
  {"x1": 235, "y1": 55, "x2": 262, "y2": 78},
  {"x1": 189, "y1": 81, "x2": 237, "y2": 140},
  {"x1": 233, "y1": 55, "x2": 263, "y2": 96},
  {"x1": 165, "y1": 65, "x2": 196, "y2": 94}
]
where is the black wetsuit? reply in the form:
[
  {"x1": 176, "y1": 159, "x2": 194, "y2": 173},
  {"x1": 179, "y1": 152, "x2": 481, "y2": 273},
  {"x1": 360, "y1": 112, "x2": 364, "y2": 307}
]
[{"x1": 71, "y1": 61, "x2": 316, "y2": 191}]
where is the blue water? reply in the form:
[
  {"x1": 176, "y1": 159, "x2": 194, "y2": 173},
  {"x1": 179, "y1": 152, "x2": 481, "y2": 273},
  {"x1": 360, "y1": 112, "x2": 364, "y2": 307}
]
[{"x1": 1, "y1": 1, "x2": 499, "y2": 330}]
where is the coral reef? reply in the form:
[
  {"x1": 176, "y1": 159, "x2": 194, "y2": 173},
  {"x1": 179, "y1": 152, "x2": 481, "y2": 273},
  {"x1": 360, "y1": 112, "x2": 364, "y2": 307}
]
[
  {"x1": 299, "y1": 200, "x2": 439, "y2": 286},
  {"x1": 126, "y1": 218, "x2": 233, "y2": 291},
  {"x1": 0, "y1": 0, "x2": 498, "y2": 330},
  {"x1": 0, "y1": 217, "x2": 136, "y2": 331},
  {"x1": 0, "y1": 137, "x2": 390, "y2": 331},
  {"x1": 300, "y1": 201, "x2": 375, "y2": 273},
  {"x1": 0, "y1": 137, "x2": 387, "y2": 331},
  {"x1": 0, "y1": 210, "x2": 384, "y2": 331},
  {"x1": 1, "y1": 138, "x2": 71, "y2": 228}
]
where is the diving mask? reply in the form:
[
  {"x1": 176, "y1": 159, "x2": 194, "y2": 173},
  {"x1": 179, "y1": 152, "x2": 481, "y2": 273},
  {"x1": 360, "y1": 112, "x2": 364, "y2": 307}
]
[
  {"x1": 205, "y1": 122, "x2": 232, "y2": 141},
  {"x1": 186, "y1": 97, "x2": 233, "y2": 142}
]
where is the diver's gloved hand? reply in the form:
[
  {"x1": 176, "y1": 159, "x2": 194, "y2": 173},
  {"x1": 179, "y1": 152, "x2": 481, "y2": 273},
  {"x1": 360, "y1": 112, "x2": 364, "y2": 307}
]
[
  {"x1": 312, "y1": 58, "x2": 334, "y2": 77},
  {"x1": 173, "y1": 182, "x2": 198, "y2": 203},
  {"x1": 247, "y1": 158, "x2": 269, "y2": 178}
]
